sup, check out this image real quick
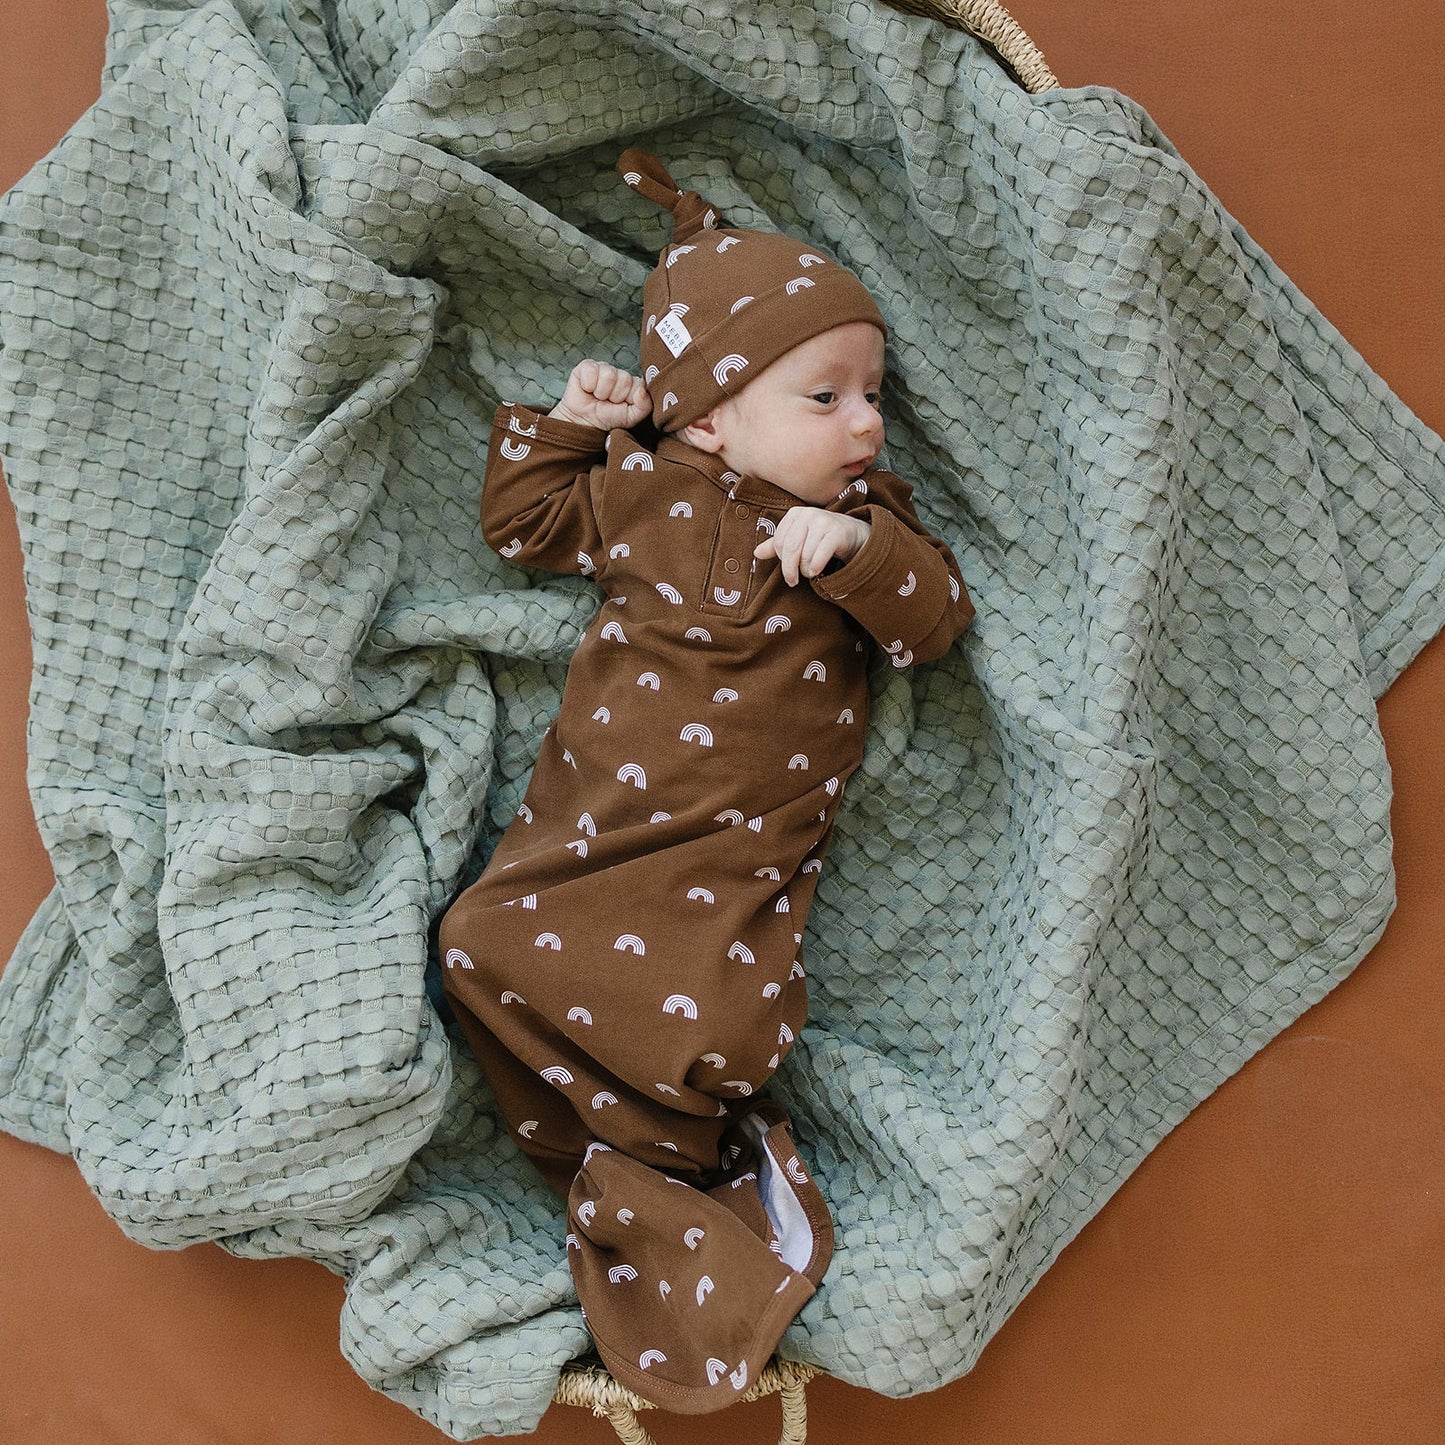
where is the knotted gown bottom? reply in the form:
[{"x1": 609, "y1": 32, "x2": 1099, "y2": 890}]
[{"x1": 439, "y1": 718, "x2": 844, "y2": 1413}]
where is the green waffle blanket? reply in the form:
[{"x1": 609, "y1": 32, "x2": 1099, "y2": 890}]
[{"x1": 3, "y1": 0, "x2": 1444, "y2": 1435}]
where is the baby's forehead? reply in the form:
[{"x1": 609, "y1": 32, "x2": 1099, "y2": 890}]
[{"x1": 771, "y1": 324, "x2": 886, "y2": 380}]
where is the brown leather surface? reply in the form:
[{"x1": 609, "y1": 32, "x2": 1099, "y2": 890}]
[{"x1": 2, "y1": 3, "x2": 1442, "y2": 1440}]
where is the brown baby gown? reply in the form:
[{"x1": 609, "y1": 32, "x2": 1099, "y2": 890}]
[{"x1": 439, "y1": 399, "x2": 973, "y2": 1411}]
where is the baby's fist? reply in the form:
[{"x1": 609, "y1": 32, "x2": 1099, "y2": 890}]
[{"x1": 550, "y1": 360, "x2": 651, "y2": 431}]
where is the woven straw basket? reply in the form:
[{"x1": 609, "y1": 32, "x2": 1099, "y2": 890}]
[{"x1": 553, "y1": 3, "x2": 1056, "y2": 1442}]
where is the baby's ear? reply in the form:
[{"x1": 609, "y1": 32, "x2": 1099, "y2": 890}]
[{"x1": 681, "y1": 409, "x2": 725, "y2": 454}]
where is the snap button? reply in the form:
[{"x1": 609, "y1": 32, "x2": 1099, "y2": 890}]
[
  {"x1": 734, "y1": 504, "x2": 751, "y2": 520},
  {"x1": 723, "y1": 558, "x2": 740, "y2": 574}
]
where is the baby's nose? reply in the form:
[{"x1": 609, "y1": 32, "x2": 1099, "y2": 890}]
[{"x1": 851, "y1": 402, "x2": 883, "y2": 438}]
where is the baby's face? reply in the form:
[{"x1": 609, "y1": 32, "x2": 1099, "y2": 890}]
[{"x1": 685, "y1": 322, "x2": 886, "y2": 504}]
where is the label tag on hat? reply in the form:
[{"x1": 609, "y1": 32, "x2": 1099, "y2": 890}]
[{"x1": 655, "y1": 311, "x2": 693, "y2": 358}]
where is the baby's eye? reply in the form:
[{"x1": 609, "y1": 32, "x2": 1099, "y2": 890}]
[
  {"x1": 865, "y1": 391, "x2": 882, "y2": 406},
  {"x1": 810, "y1": 391, "x2": 836, "y2": 405}
]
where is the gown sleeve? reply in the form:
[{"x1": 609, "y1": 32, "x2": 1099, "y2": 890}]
[
  {"x1": 480, "y1": 401, "x2": 611, "y2": 578},
  {"x1": 809, "y1": 468, "x2": 975, "y2": 666}
]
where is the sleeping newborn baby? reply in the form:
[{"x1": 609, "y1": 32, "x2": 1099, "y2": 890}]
[{"x1": 439, "y1": 148, "x2": 974, "y2": 1413}]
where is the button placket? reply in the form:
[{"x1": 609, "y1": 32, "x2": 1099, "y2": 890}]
[{"x1": 702, "y1": 491, "x2": 761, "y2": 613}]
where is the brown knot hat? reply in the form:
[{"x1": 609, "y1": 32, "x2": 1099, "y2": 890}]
[{"x1": 617, "y1": 148, "x2": 887, "y2": 432}]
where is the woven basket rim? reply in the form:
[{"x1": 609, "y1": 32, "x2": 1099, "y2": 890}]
[
  {"x1": 884, "y1": 0, "x2": 1060, "y2": 92},
  {"x1": 556, "y1": 1355, "x2": 819, "y2": 1413}
]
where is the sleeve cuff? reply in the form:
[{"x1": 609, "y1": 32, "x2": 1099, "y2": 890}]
[{"x1": 494, "y1": 402, "x2": 610, "y2": 454}]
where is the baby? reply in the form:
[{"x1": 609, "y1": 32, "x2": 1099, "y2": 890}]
[{"x1": 439, "y1": 149, "x2": 974, "y2": 1413}]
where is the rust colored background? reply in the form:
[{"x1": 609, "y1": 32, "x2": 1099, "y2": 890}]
[{"x1": 2, "y1": 3, "x2": 1442, "y2": 1441}]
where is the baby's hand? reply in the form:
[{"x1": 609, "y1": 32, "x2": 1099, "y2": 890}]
[
  {"x1": 754, "y1": 506, "x2": 870, "y2": 587},
  {"x1": 549, "y1": 360, "x2": 651, "y2": 431}
]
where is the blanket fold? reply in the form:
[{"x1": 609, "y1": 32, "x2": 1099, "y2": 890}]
[{"x1": 3, "y1": 0, "x2": 1443, "y2": 1435}]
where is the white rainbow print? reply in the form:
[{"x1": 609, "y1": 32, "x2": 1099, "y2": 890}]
[
  {"x1": 591, "y1": 1091, "x2": 618, "y2": 1109},
  {"x1": 712, "y1": 687, "x2": 738, "y2": 702},
  {"x1": 764, "y1": 615, "x2": 791, "y2": 633},
  {"x1": 649, "y1": 811, "x2": 671, "y2": 823},
  {"x1": 686, "y1": 626, "x2": 713, "y2": 641},
  {"x1": 898, "y1": 570, "x2": 917, "y2": 596},
  {"x1": 444, "y1": 948, "x2": 474, "y2": 970},
  {"x1": 566, "y1": 839, "x2": 588, "y2": 858},
  {"x1": 713, "y1": 587, "x2": 741, "y2": 606},
  {"x1": 680, "y1": 723, "x2": 713, "y2": 746},
  {"x1": 785, "y1": 276, "x2": 816, "y2": 295},
  {"x1": 577, "y1": 812, "x2": 596, "y2": 836},
  {"x1": 519, "y1": 804, "x2": 534, "y2": 823},
  {"x1": 728, "y1": 941, "x2": 755, "y2": 964},
  {"x1": 665, "y1": 244, "x2": 696, "y2": 267},
  {"x1": 762, "y1": 982, "x2": 782, "y2": 999},
  {"x1": 686, "y1": 887, "x2": 715, "y2": 903},
  {"x1": 534, "y1": 932, "x2": 562, "y2": 950},
  {"x1": 803, "y1": 660, "x2": 827, "y2": 681},
  {"x1": 669, "y1": 501, "x2": 692, "y2": 518},
  {"x1": 713, "y1": 354, "x2": 748, "y2": 385},
  {"x1": 701, "y1": 1052, "x2": 726, "y2": 1068},
  {"x1": 724, "y1": 1079, "x2": 754, "y2": 1095},
  {"x1": 717, "y1": 235, "x2": 741, "y2": 252},
  {"x1": 617, "y1": 763, "x2": 647, "y2": 788},
  {"x1": 715, "y1": 809, "x2": 744, "y2": 826},
  {"x1": 507, "y1": 414, "x2": 537, "y2": 436},
  {"x1": 540, "y1": 1065, "x2": 573, "y2": 1087},
  {"x1": 621, "y1": 451, "x2": 654, "y2": 471},
  {"x1": 661, "y1": 391, "x2": 678, "y2": 411},
  {"x1": 500, "y1": 990, "x2": 526, "y2": 1005},
  {"x1": 614, "y1": 934, "x2": 646, "y2": 955},
  {"x1": 663, "y1": 994, "x2": 698, "y2": 1018},
  {"x1": 499, "y1": 537, "x2": 523, "y2": 558},
  {"x1": 788, "y1": 753, "x2": 809, "y2": 770},
  {"x1": 755, "y1": 867, "x2": 781, "y2": 881},
  {"x1": 684, "y1": 1228, "x2": 706, "y2": 1250},
  {"x1": 608, "y1": 1265, "x2": 639, "y2": 1284},
  {"x1": 696, "y1": 1276, "x2": 715, "y2": 1305},
  {"x1": 655, "y1": 582, "x2": 684, "y2": 603},
  {"x1": 518, "y1": 1120, "x2": 538, "y2": 1138},
  {"x1": 567, "y1": 1006, "x2": 593, "y2": 1025},
  {"x1": 498, "y1": 437, "x2": 531, "y2": 461},
  {"x1": 798, "y1": 252, "x2": 826, "y2": 267},
  {"x1": 593, "y1": 706, "x2": 611, "y2": 722},
  {"x1": 577, "y1": 550, "x2": 595, "y2": 574},
  {"x1": 639, "y1": 1351, "x2": 667, "y2": 1370},
  {"x1": 610, "y1": 542, "x2": 630, "y2": 559},
  {"x1": 636, "y1": 671, "x2": 660, "y2": 690}
]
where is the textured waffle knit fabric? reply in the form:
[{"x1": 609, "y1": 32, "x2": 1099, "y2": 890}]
[
  {"x1": 3, "y1": 0, "x2": 1445, "y2": 1438},
  {"x1": 438, "y1": 396, "x2": 972, "y2": 1410}
]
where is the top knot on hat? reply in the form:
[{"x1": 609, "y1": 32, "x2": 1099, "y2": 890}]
[{"x1": 616, "y1": 148, "x2": 887, "y2": 433}]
